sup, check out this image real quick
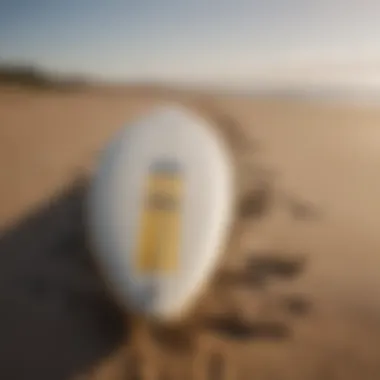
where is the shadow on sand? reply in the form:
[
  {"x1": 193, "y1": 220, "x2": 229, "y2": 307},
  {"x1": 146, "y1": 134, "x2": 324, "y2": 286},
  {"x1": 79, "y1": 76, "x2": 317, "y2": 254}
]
[
  {"x1": 0, "y1": 177, "x2": 125, "y2": 380},
  {"x1": 0, "y1": 170, "x2": 314, "y2": 380}
]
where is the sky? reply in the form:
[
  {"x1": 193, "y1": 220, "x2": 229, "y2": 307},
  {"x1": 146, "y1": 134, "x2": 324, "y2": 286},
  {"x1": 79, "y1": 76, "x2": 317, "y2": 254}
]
[{"x1": 1, "y1": 0, "x2": 380, "y2": 87}]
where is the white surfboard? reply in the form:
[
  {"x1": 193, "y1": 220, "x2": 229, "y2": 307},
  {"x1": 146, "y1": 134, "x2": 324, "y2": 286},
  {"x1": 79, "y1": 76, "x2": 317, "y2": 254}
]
[{"x1": 86, "y1": 105, "x2": 235, "y2": 322}]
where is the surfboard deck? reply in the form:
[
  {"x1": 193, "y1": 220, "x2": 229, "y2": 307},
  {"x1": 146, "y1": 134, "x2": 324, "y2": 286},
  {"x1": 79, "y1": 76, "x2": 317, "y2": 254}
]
[{"x1": 87, "y1": 105, "x2": 235, "y2": 321}]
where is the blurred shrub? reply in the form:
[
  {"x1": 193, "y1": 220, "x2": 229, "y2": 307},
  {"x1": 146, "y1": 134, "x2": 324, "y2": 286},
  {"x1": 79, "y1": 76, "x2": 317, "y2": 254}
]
[{"x1": 0, "y1": 63, "x2": 87, "y2": 91}]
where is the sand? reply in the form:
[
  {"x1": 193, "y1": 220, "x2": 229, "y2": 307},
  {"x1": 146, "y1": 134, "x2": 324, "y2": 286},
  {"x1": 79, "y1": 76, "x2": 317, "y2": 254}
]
[{"x1": 1, "y1": 85, "x2": 380, "y2": 379}]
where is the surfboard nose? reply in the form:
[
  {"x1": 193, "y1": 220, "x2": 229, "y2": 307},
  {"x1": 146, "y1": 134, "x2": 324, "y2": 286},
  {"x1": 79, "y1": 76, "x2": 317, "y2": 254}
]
[
  {"x1": 133, "y1": 282, "x2": 157, "y2": 314},
  {"x1": 130, "y1": 280, "x2": 182, "y2": 321}
]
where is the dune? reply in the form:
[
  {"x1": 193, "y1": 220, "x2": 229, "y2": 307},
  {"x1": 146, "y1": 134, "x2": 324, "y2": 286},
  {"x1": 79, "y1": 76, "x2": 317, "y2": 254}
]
[{"x1": 0, "y1": 86, "x2": 380, "y2": 379}]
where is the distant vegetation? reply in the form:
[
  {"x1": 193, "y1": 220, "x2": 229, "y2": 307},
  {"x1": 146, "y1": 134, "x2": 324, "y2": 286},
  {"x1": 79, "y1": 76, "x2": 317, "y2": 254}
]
[
  {"x1": 0, "y1": 63, "x2": 179, "y2": 95},
  {"x1": 0, "y1": 63, "x2": 88, "y2": 91}
]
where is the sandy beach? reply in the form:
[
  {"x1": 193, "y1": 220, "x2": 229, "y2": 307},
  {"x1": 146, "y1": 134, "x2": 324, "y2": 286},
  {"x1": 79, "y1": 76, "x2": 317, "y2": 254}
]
[{"x1": 1, "y1": 86, "x2": 380, "y2": 379}]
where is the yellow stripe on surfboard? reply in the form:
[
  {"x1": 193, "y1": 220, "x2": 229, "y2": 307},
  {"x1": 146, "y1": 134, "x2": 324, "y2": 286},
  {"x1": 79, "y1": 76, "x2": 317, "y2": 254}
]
[{"x1": 136, "y1": 163, "x2": 183, "y2": 274}]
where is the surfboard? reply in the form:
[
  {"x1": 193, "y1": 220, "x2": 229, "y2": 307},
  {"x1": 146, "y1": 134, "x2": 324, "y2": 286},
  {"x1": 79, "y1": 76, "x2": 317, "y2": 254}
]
[{"x1": 86, "y1": 105, "x2": 235, "y2": 322}]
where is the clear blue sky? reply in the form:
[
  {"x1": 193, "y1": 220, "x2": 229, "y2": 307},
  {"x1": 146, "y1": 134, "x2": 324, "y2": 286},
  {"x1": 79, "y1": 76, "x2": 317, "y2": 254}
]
[{"x1": 1, "y1": 0, "x2": 380, "y2": 86}]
